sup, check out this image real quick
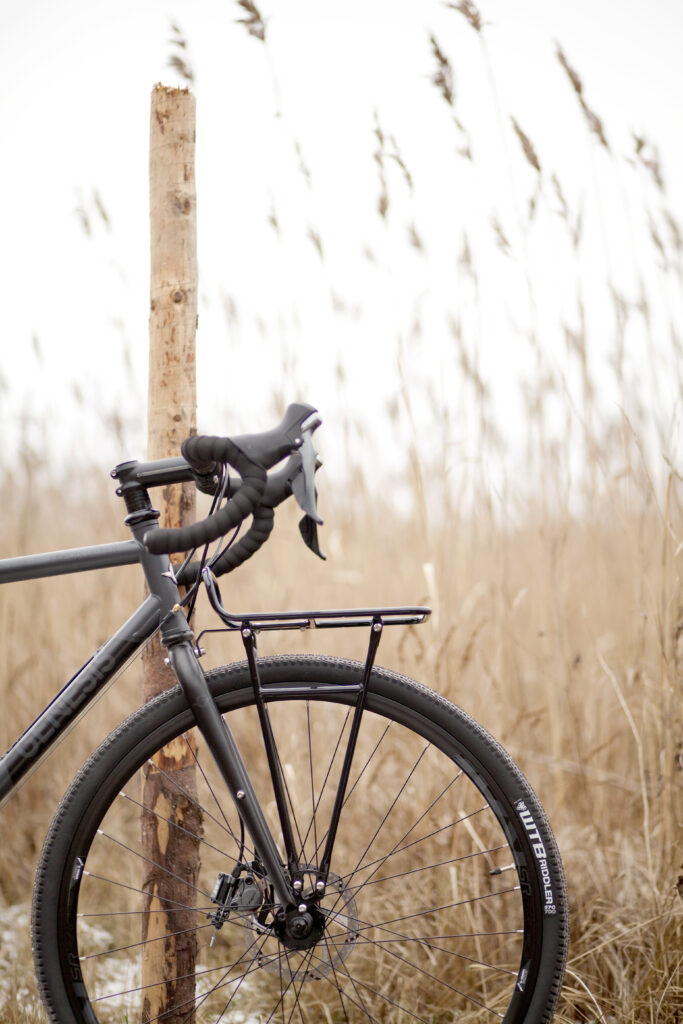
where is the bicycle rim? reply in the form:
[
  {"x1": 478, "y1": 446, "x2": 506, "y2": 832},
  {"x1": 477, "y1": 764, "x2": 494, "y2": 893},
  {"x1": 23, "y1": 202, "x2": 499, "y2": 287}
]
[{"x1": 33, "y1": 655, "x2": 567, "y2": 1024}]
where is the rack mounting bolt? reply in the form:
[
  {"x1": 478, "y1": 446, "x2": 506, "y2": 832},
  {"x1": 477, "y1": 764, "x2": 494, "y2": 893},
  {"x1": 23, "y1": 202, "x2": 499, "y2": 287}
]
[
  {"x1": 298, "y1": 903, "x2": 308, "y2": 913},
  {"x1": 373, "y1": 621, "x2": 383, "y2": 633},
  {"x1": 236, "y1": 790, "x2": 245, "y2": 800},
  {"x1": 315, "y1": 881, "x2": 325, "y2": 893},
  {"x1": 242, "y1": 628, "x2": 251, "y2": 639},
  {"x1": 293, "y1": 880, "x2": 303, "y2": 892}
]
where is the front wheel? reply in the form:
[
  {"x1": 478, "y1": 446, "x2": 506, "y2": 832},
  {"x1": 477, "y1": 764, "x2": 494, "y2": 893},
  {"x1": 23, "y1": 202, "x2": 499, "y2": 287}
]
[{"x1": 33, "y1": 654, "x2": 568, "y2": 1023}]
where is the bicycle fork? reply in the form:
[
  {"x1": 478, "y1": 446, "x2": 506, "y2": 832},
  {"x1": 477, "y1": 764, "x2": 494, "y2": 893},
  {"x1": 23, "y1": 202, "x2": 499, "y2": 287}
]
[
  {"x1": 129, "y1": 504, "x2": 306, "y2": 911},
  {"x1": 165, "y1": 639, "x2": 297, "y2": 911}
]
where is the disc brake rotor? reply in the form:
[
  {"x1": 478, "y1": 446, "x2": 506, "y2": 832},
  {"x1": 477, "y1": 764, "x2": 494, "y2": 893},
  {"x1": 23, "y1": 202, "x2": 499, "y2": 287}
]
[{"x1": 247, "y1": 868, "x2": 360, "y2": 982}]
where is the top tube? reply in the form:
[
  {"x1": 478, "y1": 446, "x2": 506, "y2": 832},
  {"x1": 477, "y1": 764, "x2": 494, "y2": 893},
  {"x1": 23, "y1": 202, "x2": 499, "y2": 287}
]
[
  {"x1": 0, "y1": 454, "x2": 199, "y2": 586},
  {"x1": 0, "y1": 541, "x2": 141, "y2": 585}
]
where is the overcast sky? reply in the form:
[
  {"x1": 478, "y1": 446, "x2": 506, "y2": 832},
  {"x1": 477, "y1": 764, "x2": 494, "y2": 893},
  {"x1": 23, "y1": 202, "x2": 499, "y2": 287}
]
[{"x1": 1, "y1": 0, "x2": 681, "y2": 483}]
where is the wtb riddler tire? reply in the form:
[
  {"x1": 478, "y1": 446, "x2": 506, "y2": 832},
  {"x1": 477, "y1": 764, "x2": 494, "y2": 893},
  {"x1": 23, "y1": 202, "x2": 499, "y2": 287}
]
[{"x1": 33, "y1": 655, "x2": 568, "y2": 1023}]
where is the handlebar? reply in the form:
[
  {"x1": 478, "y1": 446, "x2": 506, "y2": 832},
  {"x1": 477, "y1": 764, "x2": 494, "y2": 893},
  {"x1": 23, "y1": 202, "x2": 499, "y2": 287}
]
[
  {"x1": 140, "y1": 403, "x2": 323, "y2": 579},
  {"x1": 176, "y1": 454, "x2": 306, "y2": 584},
  {"x1": 143, "y1": 437, "x2": 267, "y2": 556}
]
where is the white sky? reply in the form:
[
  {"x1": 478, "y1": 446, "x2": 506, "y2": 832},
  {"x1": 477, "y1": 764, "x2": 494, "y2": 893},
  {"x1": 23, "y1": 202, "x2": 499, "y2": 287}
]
[{"x1": 1, "y1": 0, "x2": 681, "y2": 491}]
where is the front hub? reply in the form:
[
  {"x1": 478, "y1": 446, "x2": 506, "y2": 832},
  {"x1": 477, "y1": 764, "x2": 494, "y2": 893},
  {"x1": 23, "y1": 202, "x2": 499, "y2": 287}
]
[
  {"x1": 276, "y1": 904, "x2": 326, "y2": 950},
  {"x1": 215, "y1": 866, "x2": 360, "y2": 981}
]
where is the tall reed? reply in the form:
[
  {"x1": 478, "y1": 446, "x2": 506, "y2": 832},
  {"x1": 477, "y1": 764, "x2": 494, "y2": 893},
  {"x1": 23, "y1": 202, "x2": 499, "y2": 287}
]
[{"x1": 1, "y1": 2, "x2": 681, "y2": 1019}]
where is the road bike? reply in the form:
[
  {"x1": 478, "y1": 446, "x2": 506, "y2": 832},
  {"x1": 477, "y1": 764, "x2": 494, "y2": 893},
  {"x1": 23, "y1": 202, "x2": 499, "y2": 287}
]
[{"x1": 0, "y1": 403, "x2": 568, "y2": 1023}]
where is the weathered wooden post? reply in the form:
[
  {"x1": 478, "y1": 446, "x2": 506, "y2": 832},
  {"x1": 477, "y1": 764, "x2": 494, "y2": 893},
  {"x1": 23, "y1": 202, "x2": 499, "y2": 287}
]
[{"x1": 140, "y1": 84, "x2": 200, "y2": 1024}]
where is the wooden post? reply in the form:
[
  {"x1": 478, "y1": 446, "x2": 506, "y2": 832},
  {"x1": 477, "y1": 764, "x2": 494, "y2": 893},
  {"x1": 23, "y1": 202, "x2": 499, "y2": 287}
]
[{"x1": 140, "y1": 84, "x2": 200, "y2": 1024}]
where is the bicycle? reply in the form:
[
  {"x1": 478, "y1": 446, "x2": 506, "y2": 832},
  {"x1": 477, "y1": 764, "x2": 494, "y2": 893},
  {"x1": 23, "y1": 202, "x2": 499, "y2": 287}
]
[{"x1": 0, "y1": 402, "x2": 568, "y2": 1023}]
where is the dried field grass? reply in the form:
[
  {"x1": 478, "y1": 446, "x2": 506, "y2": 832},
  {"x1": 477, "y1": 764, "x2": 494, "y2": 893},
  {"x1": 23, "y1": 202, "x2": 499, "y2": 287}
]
[
  {"x1": 0, "y1": 443, "x2": 680, "y2": 1021},
  {"x1": 1, "y1": 6, "x2": 682, "y2": 1021}
]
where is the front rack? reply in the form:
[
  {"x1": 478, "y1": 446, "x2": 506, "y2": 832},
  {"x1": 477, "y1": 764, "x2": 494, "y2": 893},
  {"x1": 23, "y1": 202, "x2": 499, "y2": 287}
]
[
  {"x1": 201, "y1": 568, "x2": 430, "y2": 632},
  {"x1": 198, "y1": 567, "x2": 430, "y2": 887}
]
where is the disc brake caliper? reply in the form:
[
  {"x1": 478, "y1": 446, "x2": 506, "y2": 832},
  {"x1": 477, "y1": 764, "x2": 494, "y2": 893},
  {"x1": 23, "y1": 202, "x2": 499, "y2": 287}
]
[{"x1": 208, "y1": 865, "x2": 267, "y2": 929}]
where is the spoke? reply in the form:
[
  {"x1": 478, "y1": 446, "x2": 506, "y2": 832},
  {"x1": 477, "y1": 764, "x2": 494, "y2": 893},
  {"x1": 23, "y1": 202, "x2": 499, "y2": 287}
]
[
  {"x1": 279, "y1": 942, "x2": 286, "y2": 1024},
  {"x1": 80, "y1": 922, "x2": 213, "y2": 961},
  {"x1": 305, "y1": 702, "x2": 318, "y2": 866},
  {"x1": 320, "y1": 933, "x2": 352, "y2": 1024},
  {"x1": 139, "y1": 961, "x2": 237, "y2": 1024},
  {"x1": 82, "y1": 871, "x2": 204, "y2": 913},
  {"x1": 272, "y1": 732, "x2": 307, "y2": 864},
  {"x1": 138, "y1": 929, "x2": 271, "y2": 1024},
  {"x1": 213, "y1": 936, "x2": 274, "y2": 1024},
  {"x1": 350, "y1": 930, "x2": 523, "y2": 943},
  {"x1": 261, "y1": 947, "x2": 315, "y2": 1024},
  {"x1": 80, "y1": 872, "x2": 258, "y2": 936},
  {"x1": 143, "y1": 925, "x2": 294, "y2": 1024},
  {"x1": 96, "y1": 829, "x2": 213, "y2": 901},
  {"x1": 181, "y1": 733, "x2": 255, "y2": 860},
  {"x1": 181, "y1": 730, "x2": 255, "y2": 859},
  {"x1": 343, "y1": 771, "x2": 462, "y2": 890},
  {"x1": 344, "y1": 843, "x2": 508, "y2": 892},
  {"x1": 311, "y1": 739, "x2": 431, "y2": 906},
  {"x1": 119, "y1": 788, "x2": 236, "y2": 862},
  {"x1": 337, "y1": 804, "x2": 489, "y2": 884},
  {"x1": 284, "y1": 947, "x2": 315, "y2": 1024},
  {"x1": 306, "y1": 947, "x2": 435, "y2": 1024},
  {"x1": 321, "y1": 795, "x2": 494, "y2": 951},
  {"x1": 92, "y1": 950, "x2": 266, "y2": 1003},
  {"x1": 330, "y1": 925, "x2": 507, "y2": 1018},
  {"x1": 319, "y1": 741, "x2": 432, "y2": 922},
  {"x1": 298, "y1": 707, "x2": 352, "y2": 860},
  {"x1": 313, "y1": 720, "x2": 392, "y2": 860},
  {"x1": 145, "y1": 754, "x2": 246, "y2": 857},
  {"x1": 78, "y1": 907, "x2": 214, "y2": 917},
  {"x1": 271, "y1": 949, "x2": 294, "y2": 1024},
  {"x1": 322, "y1": 927, "x2": 510, "y2": 1018},
  {"x1": 336, "y1": 720, "x2": 393, "y2": 813},
  {"x1": 371, "y1": 884, "x2": 521, "y2": 931},
  {"x1": 325, "y1": 904, "x2": 518, "y2": 978},
  {"x1": 322, "y1": 930, "x2": 381, "y2": 1024},
  {"x1": 322, "y1": 900, "x2": 518, "y2": 979},
  {"x1": 349, "y1": 742, "x2": 430, "y2": 874}
]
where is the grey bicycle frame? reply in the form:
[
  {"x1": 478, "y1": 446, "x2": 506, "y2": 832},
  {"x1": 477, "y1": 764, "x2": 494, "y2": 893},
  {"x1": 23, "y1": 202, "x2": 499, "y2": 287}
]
[
  {"x1": 0, "y1": 453, "x2": 429, "y2": 913},
  {"x1": 0, "y1": 537, "x2": 158, "y2": 803},
  {"x1": 0, "y1": 455, "x2": 299, "y2": 909}
]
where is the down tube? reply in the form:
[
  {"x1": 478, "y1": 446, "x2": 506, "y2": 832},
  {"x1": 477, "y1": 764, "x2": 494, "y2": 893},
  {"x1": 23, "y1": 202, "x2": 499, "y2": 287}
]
[{"x1": 0, "y1": 595, "x2": 163, "y2": 809}]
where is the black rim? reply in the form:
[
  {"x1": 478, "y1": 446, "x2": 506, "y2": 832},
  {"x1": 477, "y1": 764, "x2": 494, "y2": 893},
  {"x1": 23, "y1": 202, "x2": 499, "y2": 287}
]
[{"x1": 48, "y1": 672, "x2": 550, "y2": 1024}]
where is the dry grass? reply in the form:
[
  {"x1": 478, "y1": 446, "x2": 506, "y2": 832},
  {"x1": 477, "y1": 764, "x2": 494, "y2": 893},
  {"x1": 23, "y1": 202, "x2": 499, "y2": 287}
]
[
  {"x1": 0, "y1": 447, "x2": 680, "y2": 1021},
  {"x1": 2, "y1": 6, "x2": 682, "y2": 1021}
]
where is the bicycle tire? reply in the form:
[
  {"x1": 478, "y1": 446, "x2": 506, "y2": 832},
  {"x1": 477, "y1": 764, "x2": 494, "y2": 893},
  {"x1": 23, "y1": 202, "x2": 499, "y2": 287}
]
[{"x1": 32, "y1": 655, "x2": 568, "y2": 1024}]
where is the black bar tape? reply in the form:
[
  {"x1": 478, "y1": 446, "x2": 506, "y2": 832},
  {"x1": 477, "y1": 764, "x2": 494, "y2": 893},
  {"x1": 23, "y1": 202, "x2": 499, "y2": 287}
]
[
  {"x1": 177, "y1": 505, "x2": 275, "y2": 584},
  {"x1": 182, "y1": 435, "x2": 248, "y2": 473},
  {"x1": 174, "y1": 454, "x2": 302, "y2": 580},
  {"x1": 143, "y1": 438, "x2": 266, "y2": 555}
]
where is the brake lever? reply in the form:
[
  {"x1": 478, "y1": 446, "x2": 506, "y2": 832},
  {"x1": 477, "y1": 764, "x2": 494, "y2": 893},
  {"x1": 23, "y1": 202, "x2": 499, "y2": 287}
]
[
  {"x1": 291, "y1": 415, "x2": 323, "y2": 526},
  {"x1": 290, "y1": 414, "x2": 325, "y2": 560},
  {"x1": 299, "y1": 513, "x2": 326, "y2": 560}
]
